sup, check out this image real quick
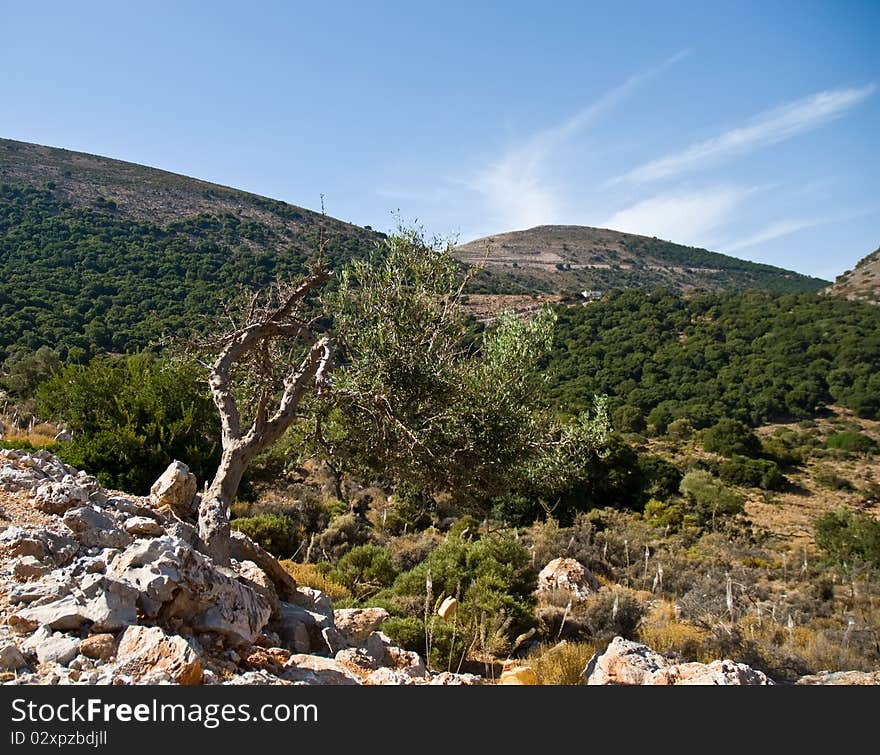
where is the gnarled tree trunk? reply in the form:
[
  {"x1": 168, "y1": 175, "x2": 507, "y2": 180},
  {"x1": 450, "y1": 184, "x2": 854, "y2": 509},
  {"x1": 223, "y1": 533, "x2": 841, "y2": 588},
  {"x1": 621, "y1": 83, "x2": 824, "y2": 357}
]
[{"x1": 198, "y1": 269, "x2": 332, "y2": 564}]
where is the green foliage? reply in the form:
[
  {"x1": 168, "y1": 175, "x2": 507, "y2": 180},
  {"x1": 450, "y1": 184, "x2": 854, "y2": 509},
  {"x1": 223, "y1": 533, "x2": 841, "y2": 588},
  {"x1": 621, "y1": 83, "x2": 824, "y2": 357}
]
[
  {"x1": 702, "y1": 419, "x2": 762, "y2": 458},
  {"x1": 331, "y1": 544, "x2": 398, "y2": 600},
  {"x1": 36, "y1": 352, "x2": 220, "y2": 493},
  {"x1": 825, "y1": 431, "x2": 878, "y2": 454},
  {"x1": 815, "y1": 507, "x2": 880, "y2": 568},
  {"x1": 678, "y1": 470, "x2": 745, "y2": 529},
  {"x1": 0, "y1": 183, "x2": 376, "y2": 359},
  {"x1": 0, "y1": 346, "x2": 62, "y2": 397},
  {"x1": 230, "y1": 513, "x2": 300, "y2": 558},
  {"x1": 390, "y1": 532, "x2": 536, "y2": 638},
  {"x1": 612, "y1": 403, "x2": 646, "y2": 433},
  {"x1": 718, "y1": 455, "x2": 785, "y2": 490},
  {"x1": 547, "y1": 289, "x2": 880, "y2": 423},
  {"x1": 322, "y1": 225, "x2": 608, "y2": 517}
]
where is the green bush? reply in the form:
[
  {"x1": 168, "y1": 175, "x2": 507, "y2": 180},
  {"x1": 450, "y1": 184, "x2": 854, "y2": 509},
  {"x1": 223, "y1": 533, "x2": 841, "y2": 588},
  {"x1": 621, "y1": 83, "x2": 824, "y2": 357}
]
[
  {"x1": 679, "y1": 470, "x2": 745, "y2": 528},
  {"x1": 382, "y1": 615, "x2": 467, "y2": 672},
  {"x1": 719, "y1": 455, "x2": 785, "y2": 490},
  {"x1": 825, "y1": 431, "x2": 878, "y2": 454},
  {"x1": 815, "y1": 507, "x2": 880, "y2": 568},
  {"x1": 331, "y1": 544, "x2": 398, "y2": 600},
  {"x1": 231, "y1": 512, "x2": 300, "y2": 558},
  {"x1": 702, "y1": 419, "x2": 762, "y2": 458},
  {"x1": 613, "y1": 404, "x2": 646, "y2": 434}
]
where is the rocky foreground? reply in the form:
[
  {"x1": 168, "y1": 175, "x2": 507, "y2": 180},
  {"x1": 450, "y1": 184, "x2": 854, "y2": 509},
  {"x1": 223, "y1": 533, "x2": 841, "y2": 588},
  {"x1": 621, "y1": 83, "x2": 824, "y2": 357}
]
[{"x1": 1, "y1": 449, "x2": 874, "y2": 686}]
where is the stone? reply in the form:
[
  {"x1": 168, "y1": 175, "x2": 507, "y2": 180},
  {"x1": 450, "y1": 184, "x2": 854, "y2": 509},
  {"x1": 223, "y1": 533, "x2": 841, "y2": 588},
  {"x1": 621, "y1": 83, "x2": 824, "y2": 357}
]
[
  {"x1": 109, "y1": 536, "x2": 271, "y2": 645},
  {"x1": 12, "y1": 555, "x2": 51, "y2": 581},
  {"x1": 333, "y1": 607, "x2": 390, "y2": 646},
  {"x1": 796, "y1": 670, "x2": 880, "y2": 685},
  {"x1": 335, "y1": 647, "x2": 380, "y2": 673},
  {"x1": 364, "y1": 667, "x2": 423, "y2": 685},
  {"x1": 9, "y1": 574, "x2": 138, "y2": 633},
  {"x1": 242, "y1": 646, "x2": 291, "y2": 676},
  {"x1": 584, "y1": 637, "x2": 668, "y2": 685},
  {"x1": 229, "y1": 531, "x2": 299, "y2": 602},
  {"x1": 282, "y1": 654, "x2": 360, "y2": 685},
  {"x1": 33, "y1": 476, "x2": 90, "y2": 514},
  {"x1": 648, "y1": 659, "x2": 774, "y2": 686},
  {"x1": 149, "y1": 461, "x2": 197, "y2": 517},
  {"x1": 223, "y1": 670, "x2": 292, "y2": 685},
  {"x1": 278, "y1": 602, "x2": 333, "y2": 654},
  {"x1": 110, "y1": 498, "x2": 163, "y2": 521},
  {"x1": 322, "y1": 626, "x2": 347, "y2": 655},
  {"x1": 500, "y1": 664, "x2": 538, "y2": 685},
  {"x1": 429, "y1": 672, "x2": 484, "y2": 685},
  {"x1": 0, "y1": 465, "x2": 44, "y2": 492},
  {"x1": 0, "y1": 532, "x2": 48, "y2": 560},
  {"x1": 293, "y1": 586, "x2": 333, "y2": 621},
  {"x1": 235, "y1": 559, "x2": 280, "y2": 616},
  {"x1": 79, "y1": 633, "x2": 117, "y2": 661},
  {"x1": 62, "y1": 506, "x2": 131, "y2": 549},
  {"x1": 124, "y1": 516, "x2": 164, "y2": 537},
  {"x1": 24, "y1": 627, "x2": 81, "y2": 666},
  {"x1": 115, "y1": 626, "x2": 202, "y2": 685},
  {"x1": 536, "y1": 557, "x2": 599, "y2": 602},
  {"x1": 382, "y1": 646, "x2": 428, "y2": 678},
  {"x1": 0, "y1": 642, "x2": 28, "y2": 671}
]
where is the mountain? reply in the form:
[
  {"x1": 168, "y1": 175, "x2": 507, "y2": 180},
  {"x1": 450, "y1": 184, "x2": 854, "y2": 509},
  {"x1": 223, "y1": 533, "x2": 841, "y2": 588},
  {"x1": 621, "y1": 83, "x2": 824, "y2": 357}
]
[
  {"x1": 824, "y1": 246, "x2": 880, "y2": 304},
  {"x1": 456, "y1": 225, "x2": 829, "y2": 296},
  {"x1": 0, "y1": 138, "x2": 381, "y2": 358}
]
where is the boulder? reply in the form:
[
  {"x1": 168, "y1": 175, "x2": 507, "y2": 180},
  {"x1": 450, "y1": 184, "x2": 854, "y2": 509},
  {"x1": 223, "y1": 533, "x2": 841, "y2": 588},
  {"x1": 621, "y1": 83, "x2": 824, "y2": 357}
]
[
  {"x1": 278, "y1": 602, "x2": 334, "y2": 654},
  {"x1": 23, "y1": 627, "x2": 81, "y2": 666},
  {"x1": 34, "y1": 476, "x2": 90, "y2": 514},
  {"x1": 149, "y1": 461, "x2": 197, "y2": 517},
  {"x1": 115, "y1": 625, "x2": 203, "y2": 685},
  {"x1": 79, "y1": 633, "x2": 117, "y2": 661},
  {"x1": 333, "y1": 607, "x2": 390, "y2": 646},
  {"x1": 0, "y1": 642, "x2": 28, "y2": 671},
  {"x1": 585, "y1": 637, "x2": 773, "y2": 686},
  {"x1": 0, "y1": 464, "x2": 43, "y2": 491},
  {"x1": 648, "y1": 659, "x2": 774, "y2": 686},
  {"x1": 0, "y1": 530, "x2": 48, "y2": 560},
  {"x1": 109, "y1": 536, "x2": 271, "y2": 645},
  {"x1": 124, "y1": 516, "x2": 164, "y2": 537},
  {"x1": 9, "y1": 574, "x2": 138, "y2": 634},
  {"x1": 536, "y1": 557, "x2": 599, "y2": 601},
  {"x1": 584, "y1": 637, "x2": 668, "y2": 685},
  {"x1": 293, "y1": 586, "x2": 334, "y2": 621},
  {"x1": 12, "y1": 555, "x2": 51, "y2": 581},
  {"x1": 282, "y1": 654, "x2": 360, "y2": 685},
  {"x1": 62, "y1": 506, "x2": 132, "y2": 549}
]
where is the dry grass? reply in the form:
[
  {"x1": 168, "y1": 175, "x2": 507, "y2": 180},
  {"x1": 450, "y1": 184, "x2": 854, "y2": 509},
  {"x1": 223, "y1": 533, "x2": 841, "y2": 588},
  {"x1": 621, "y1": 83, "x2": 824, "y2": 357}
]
[
  {"x1": 279, "y1": 560, "x2": 352, "y2": 603},
  {"x1": 638, "y1": 601, "x2": 713, "y2": 663},
  {"x1": 527, "y1": 640, "x2": 603, "y2": 685}
]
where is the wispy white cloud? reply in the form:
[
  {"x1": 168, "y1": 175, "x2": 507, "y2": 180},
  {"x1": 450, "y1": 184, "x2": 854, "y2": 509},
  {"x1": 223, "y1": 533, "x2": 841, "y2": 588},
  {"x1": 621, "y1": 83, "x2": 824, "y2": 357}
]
[
  {"x1": 603, "y1": 185, "x2": 758, "y2": 243},
  {"x1": 466, "y1": 51, "x2": 688, "y2": 232},
  {"x1": 723, "y1": 217, "x2": 831, "y2": 253},
  {"x1": 611, "y1": 84, "x2": 875, "y2": 185}
]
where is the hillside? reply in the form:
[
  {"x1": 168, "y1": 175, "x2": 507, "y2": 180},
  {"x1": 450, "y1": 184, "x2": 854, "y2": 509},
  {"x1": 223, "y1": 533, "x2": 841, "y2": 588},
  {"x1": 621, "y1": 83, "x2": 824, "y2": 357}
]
[
  {"x1": 825, "y1": 246, "x2": 880, "y2": 304},
  {"x1": 0, "y1": 138, "x2": 381, "y2": 358},
  {"x1": 457, "y1": 224, "x2": 829, "y2": 296}
]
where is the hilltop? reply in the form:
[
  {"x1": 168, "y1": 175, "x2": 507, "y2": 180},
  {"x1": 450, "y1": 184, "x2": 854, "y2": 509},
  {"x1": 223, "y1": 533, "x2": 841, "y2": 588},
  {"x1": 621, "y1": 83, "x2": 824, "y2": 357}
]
[
  {"x1": 457, "y1": 224, "x2": 829, "y2": 296},
  {"x1": 825, "y1": 245, "x2": 880, "y2": 304},
  {"x1": 0, "y1": 138, "x2": 381, "y2": 358}
]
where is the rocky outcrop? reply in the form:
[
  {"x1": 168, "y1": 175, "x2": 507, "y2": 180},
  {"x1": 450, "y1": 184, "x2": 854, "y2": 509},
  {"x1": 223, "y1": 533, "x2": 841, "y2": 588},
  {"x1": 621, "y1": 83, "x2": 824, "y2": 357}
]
[
  {"x1": 282, "y1": 654, "x2": 360, "y2": 685},
  {"x1": 0, "y1": 641, "x2": 28, "y2": 671},
  {"x1": 796, "y1": 670, "x2": 880, "y2": 685},
  {"x1": 536, "y1": 557, "x2": 599, "y2": 601},
  {"x1": 584, "y1": 637, "x2": 774, "y2": 685}
]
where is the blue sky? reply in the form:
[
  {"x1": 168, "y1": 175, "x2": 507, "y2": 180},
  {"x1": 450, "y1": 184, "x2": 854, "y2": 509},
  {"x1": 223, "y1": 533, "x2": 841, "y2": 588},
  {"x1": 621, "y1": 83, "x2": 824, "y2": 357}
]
[{"x1": 2, "y1": 1, "x2": 877, "y2": 279}]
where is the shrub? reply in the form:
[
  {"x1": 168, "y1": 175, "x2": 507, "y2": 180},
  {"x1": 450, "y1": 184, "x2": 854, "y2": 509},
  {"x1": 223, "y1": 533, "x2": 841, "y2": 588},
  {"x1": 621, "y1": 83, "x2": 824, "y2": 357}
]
[
  {"x1": 231, "y1": 512, "x2": 299, "y2": 558},
  {"x1": 702, "y1": 419, "x2": 762, "y2": 458},
  {"x1": 382, "y1": 615, "x2": 467, "y2": 672},
  {"x1": 331, "y1": 544, "x2": 398, "y2": 600},
  {"x1": 719, "y1": 455, "x2": 784, "y2": 490},
  {"x1": 679, "y1": 470, "x2": 745, "y2": 528},
  {"x1": 279, "y1": 560, "x2": 351, "y2": 602},
  {"x1": 528, "y1": 641, "x2": 601, "y2": 685},
  {"x1": 815, "y1": 507, "x2": 880, "y2": 568},
  {"x1": 575, "y1": 587, "x2": 648, "y2": 642},
  {"x1": 613, "y1": 404, "x2": 646, "y2": 434},
  {"x1": 814, "y1": 467, "x2": 854, "y2": 492},
  {"x1": 315, "y1": 512, "x2": 371, "y2": 563},
  {"x1": 825, "y1": 431, "x2": 878, "y2": 454}
]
